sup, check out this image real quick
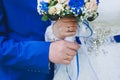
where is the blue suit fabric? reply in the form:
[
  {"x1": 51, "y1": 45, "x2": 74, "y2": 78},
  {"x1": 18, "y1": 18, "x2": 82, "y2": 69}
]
[{"x1": 0, "y1": 0, "x2": 53, "y2": 80}]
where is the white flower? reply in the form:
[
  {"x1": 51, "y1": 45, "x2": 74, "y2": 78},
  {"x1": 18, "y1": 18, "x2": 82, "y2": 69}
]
[
  {"x1": 55, "y1": 3, "x2": 64, "y2": 14},
  {"x1": 43, "y1": 0, "x2": 50, "y2": 3},
  {"x1": 58, "y1": 0, "x2": 64, "y2": 3},
  {"x1": 58, "y1": 0, "x2": 69, "y2": 3},
  {"x1": 48, "y1": 6, "x2": 57, "y2": 15},
  {"x1": 48, "y1": 3, "x2": 64, "y2": 15}
]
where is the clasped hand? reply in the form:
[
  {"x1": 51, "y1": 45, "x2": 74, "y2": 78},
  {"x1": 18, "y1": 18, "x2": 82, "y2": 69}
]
[{"x1": 49, "y1": 17, "x2": 80, "y2": 64}]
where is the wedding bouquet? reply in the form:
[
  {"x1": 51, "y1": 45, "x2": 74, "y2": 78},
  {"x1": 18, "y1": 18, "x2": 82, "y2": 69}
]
[{"x1": 37, "y1": 0, "x2": 99, "y2": 21}]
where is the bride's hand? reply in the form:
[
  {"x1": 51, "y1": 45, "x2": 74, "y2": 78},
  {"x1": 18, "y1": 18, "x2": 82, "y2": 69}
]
[{"x1": 52, "y1": 17, "x2": 78, "y2": 39}]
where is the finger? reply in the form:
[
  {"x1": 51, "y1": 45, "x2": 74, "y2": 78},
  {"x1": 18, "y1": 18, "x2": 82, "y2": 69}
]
[
  {"x1": 58, "y1": 28, "x2": 76, "y2": 37},
  {"x1": 66, "y1": 26, "x2": 77, "y2": 32},
  {"x1": 64, "y1": 54, "x2": 74, "y2": 61},
  {"x1": 65, "y1": 48, "x2": 76, "y2": 56},
  {"x1": 63, "y1": 60, "x2": 71, "y2": 65},
  {"x1": 64, "y1": 31, "x2": 76, "y2": 37},
  {"x1": 58, "y1": 23, "x2": 77, "y2": 32},
  {"x1": 72, "y1": 22, "x2": 78, "y2": 27},
  {"x1": 60, "y1": 21, "x2": 78, "y2": 28},
  {"x1": 65, "y1": 23, "x2": 78, "y2": 29},
  {"x1": 66, "y1": 42, "x2": 80, "y2": 50},
  {"x1": 60, "y1": 17, "x2": 77, "y2": 22}
]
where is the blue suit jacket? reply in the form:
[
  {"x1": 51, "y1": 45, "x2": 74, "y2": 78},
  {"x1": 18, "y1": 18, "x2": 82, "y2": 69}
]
[{"x1": 0, "y1": 0, "x2": 53, "y2": 80}]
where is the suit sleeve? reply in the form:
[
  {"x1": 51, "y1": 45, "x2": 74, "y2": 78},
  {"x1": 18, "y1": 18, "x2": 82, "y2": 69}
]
[{"x1": 0, "y1": 1, "x2": 50, "y2": 74}]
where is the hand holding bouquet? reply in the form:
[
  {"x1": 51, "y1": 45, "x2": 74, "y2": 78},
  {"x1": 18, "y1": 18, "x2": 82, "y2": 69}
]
[{"x1": 37, "y1": 0, "x2": 99, "y2": 80}]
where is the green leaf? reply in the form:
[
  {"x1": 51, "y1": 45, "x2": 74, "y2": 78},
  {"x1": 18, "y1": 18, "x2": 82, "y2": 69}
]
[
  {"x1": 42, "y1": 15, "x2": 48, "y2": 21},
  {"x1": 49, "y1": 0, "x2": 58, "y2": 7}
]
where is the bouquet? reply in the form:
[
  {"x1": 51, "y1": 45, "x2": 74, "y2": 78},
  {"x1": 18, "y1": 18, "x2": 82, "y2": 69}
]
[
  {"x1": 37, "y1": 0, "x2": 99, "y2": 80},
  {"x1": 37, "y1": 0, "x2": 99, "y2": 21}
]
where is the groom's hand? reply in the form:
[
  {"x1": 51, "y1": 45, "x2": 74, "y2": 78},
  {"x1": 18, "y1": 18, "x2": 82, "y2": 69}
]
[
  {"x1": 49, "y1": 40, "x2": 80, "y2": 64},
  {"x1": 52, "y1": 17, "x2": 78, "y2": 39}
]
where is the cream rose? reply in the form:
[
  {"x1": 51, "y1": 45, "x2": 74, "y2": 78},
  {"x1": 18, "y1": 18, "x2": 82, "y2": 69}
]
[
  {"x1": 55, "y1": 3, "x2": 64, "y2": 14},
  {"x1": 44, "y1": 0, "x2": 50, "y2": 3},
  {"x1": 48, "y1": 3, "x2": 64, "y2": 15},
  {"x1": 48, "y1": 6, "x2": 57, "y2": 15},
  {"x1": 58, "y1": 0, "x2": 69, "y2": 3},
  {"x1": 58, "y1": 0, "x2": 64, "y2": 3}
]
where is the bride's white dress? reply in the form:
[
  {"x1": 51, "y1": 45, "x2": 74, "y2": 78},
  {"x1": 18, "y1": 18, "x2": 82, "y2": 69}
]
[
  {"x1": 45, "y1": 0, "x2": 120, "y2": 80},
  {"x1": 79, "y1": 0, "x2": 120, "y2": 80}
]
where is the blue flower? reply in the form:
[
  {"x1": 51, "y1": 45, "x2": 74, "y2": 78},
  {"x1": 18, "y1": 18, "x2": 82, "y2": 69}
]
[
  {"x1": 71, "y1": 8, "x2": 82, "y2": 15},
  {"x1": 40, "y1": 1, "x2": 49, "y2": 13},
  {"x1": 69, "y1": 0, "x2": 84, "y2": 15},
  {"x1": 96, "y1": 0, "x2": 100, "y2": 4}
]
